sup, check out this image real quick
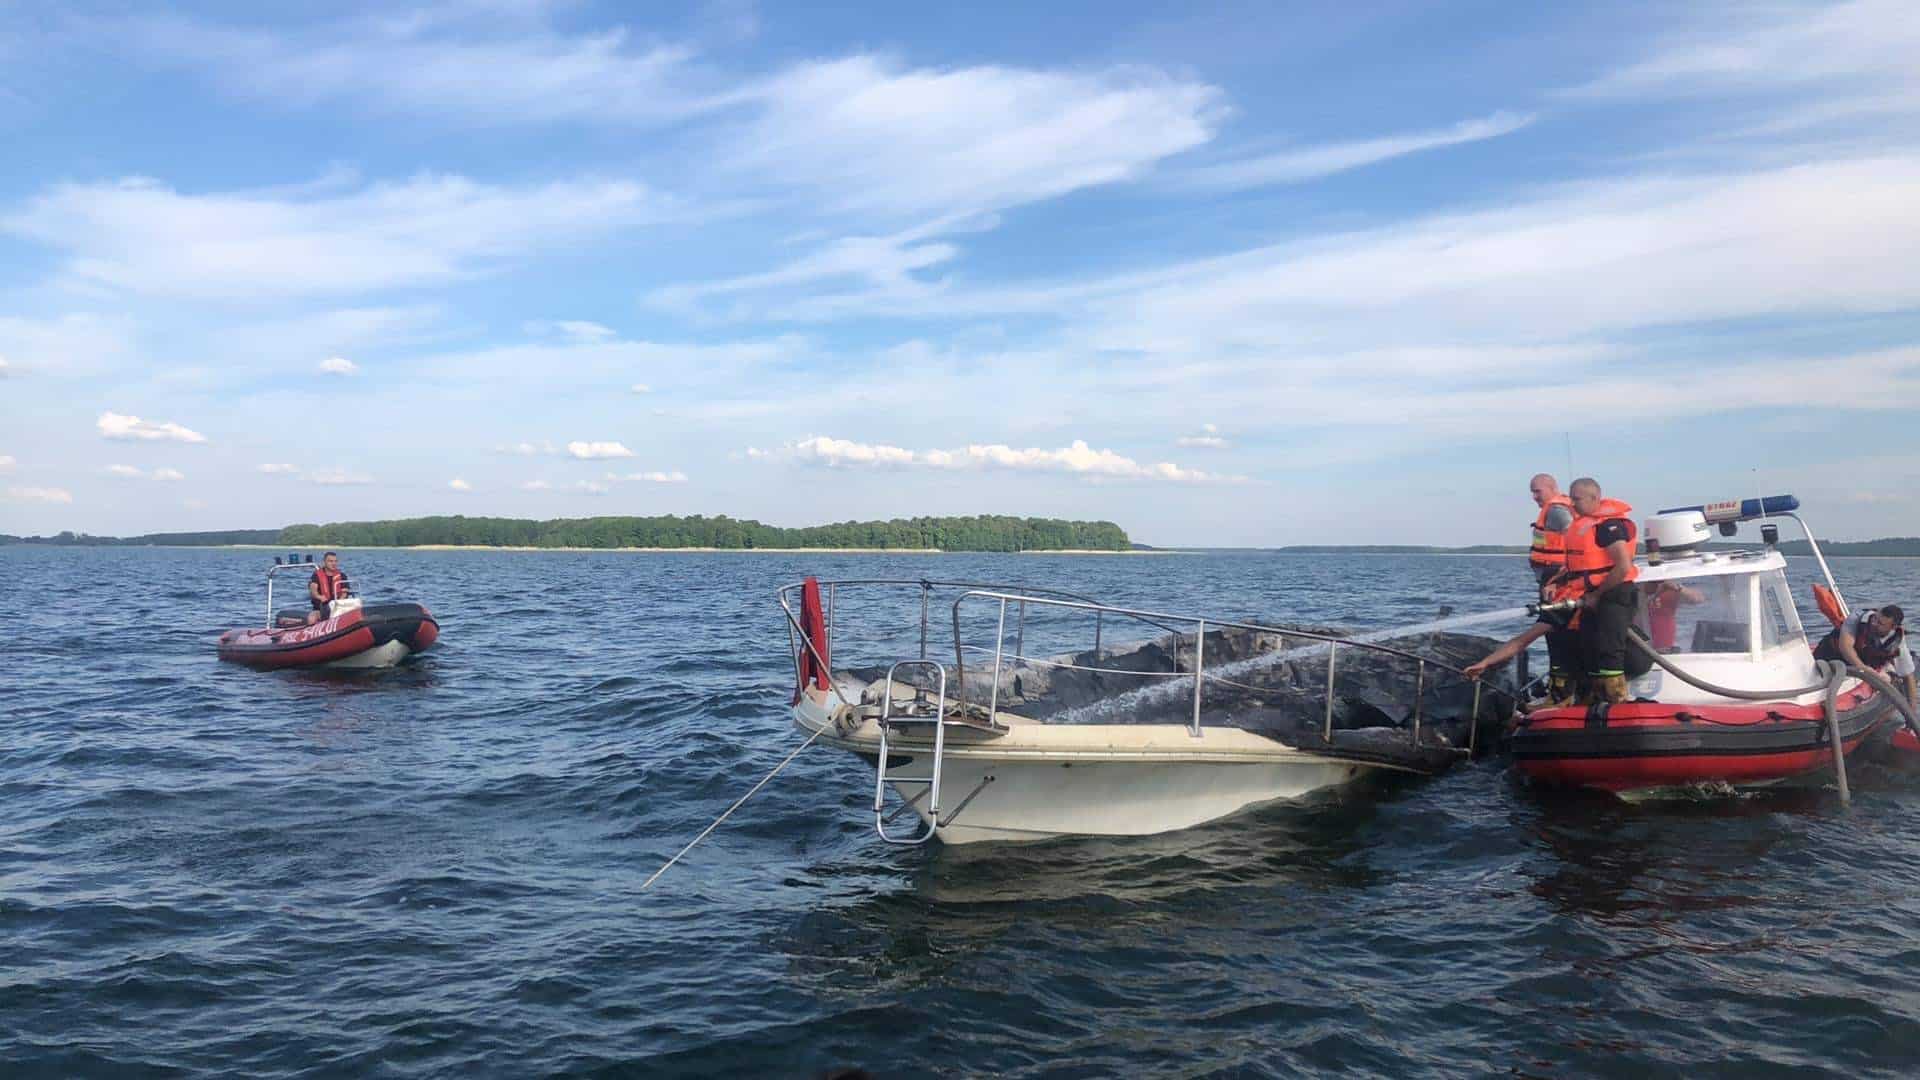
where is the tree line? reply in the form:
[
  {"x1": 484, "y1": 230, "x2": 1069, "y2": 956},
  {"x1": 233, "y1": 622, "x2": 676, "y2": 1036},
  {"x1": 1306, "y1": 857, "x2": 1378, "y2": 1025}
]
[{"x1": 274, "y1": 514, "x2": 1131, "y2": 551}]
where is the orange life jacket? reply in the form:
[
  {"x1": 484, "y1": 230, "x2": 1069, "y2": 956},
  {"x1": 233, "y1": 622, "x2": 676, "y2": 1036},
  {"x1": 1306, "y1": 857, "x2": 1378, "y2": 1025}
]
[
  {"x1": 1561, "y1": 498, "x2": 1638, "y2": 596},
  {"x1": 1529, "y1": 494, "x2": 1573, "y2": 570},
  {"x1": 311, "y1": 568, "x2": 346, "y2": 603}
]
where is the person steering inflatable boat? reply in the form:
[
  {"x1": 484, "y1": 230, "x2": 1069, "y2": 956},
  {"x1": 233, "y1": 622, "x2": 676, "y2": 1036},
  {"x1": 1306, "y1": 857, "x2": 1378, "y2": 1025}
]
[{"x1": 307, "y1": 551, "x2": 350, "y2": 624}]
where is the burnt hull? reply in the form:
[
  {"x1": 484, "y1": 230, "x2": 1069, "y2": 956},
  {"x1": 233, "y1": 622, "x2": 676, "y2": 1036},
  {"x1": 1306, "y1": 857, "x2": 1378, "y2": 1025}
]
[
  {"x1": 218, "y1": 603, "x2": 440, "y2": 670},
  {"x1": 1510, "y1": 683, "x2": 1892, "y2": 793}
]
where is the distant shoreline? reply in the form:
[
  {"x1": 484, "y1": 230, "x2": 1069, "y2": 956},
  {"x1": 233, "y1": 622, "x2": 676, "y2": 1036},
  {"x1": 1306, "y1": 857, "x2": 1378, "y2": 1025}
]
[{"x1": 200, "y1": 543, "x2": 1185, "y2": 555}]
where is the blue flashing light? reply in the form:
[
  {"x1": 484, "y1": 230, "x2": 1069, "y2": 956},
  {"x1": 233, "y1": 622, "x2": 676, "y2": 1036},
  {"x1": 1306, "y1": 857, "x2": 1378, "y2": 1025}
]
[{"x1": 1657, "y1": 494, "x2": 1799, "y2": 524}]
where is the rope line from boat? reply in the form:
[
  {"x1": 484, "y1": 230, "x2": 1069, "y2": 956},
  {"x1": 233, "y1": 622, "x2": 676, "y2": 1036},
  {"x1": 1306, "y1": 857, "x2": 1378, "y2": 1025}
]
[{"x1": 641, "y1": 724, "x2": 824, "y2": 892}]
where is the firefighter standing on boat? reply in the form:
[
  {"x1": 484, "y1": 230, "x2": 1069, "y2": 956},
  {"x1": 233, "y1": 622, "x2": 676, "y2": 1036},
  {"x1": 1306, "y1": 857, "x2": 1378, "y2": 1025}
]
[
  {"x1": 1527, "y1": 474, "x2": 1581, "y2": 703},
  {"x1": 1556, "y1": 478, "x2": 1640, "y2": 704}
]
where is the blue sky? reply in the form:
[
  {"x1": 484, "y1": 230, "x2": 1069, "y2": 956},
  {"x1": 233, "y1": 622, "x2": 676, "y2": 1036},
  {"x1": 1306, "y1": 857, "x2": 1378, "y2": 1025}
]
[{"x1": 2, "y1": 0, "x2": 1917, "y2": 545}]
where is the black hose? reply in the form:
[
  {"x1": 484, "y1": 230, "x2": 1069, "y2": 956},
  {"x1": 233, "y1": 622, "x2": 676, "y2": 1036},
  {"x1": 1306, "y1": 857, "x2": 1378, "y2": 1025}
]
[
  {"x1": 1626, "y1": 628, "x2": 1833, "y2": 699},
  {"x1": 1823, "y1": 662, "x2": 1850, "y2": 806},
  {"x1": 1627, "y1": 627, "x2": 1920, "y2": 740},
  {"x1": 1844, "y1": 664, "x2": 1920, "y2": 741}
]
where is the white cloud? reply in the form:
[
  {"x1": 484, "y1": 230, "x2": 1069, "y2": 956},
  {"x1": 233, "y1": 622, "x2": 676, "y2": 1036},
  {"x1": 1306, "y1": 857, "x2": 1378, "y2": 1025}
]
[
  {"x1": 256, "y1": 463, "x2": 298, "y2": 474},
  {"x1": 524, "y1": 319, "x2": 620, "y2": 343},
  {"x1": 6, "y1": 485, "x2": 73, "y2": 504},
  {"x1": 1574, "y1": 0, "x2": 1920, "y2": 130},
  {"x1": 1178, "y1": 111, "x2": 1534, "y2": 191},
  {"x1": 0, "y1": 454, "x2": 14, "y2": 471},
  {"x1": 6, "y1": 173, "x2": 672, "y2": 300},
  {"x1": 1176, "y1": 432, "x2": 1229, "y2": 449},
  {"x1": 111, "y1": 11, "x2": 721, "y2": 127},
  {"x1": 318, "y1": 356, "x2": 359, "y2": 376},
  {"x1": 430, "y1": 337, "x2": 793, "y2": 385},
  {"x1": 522, "y1": 478, "x2": 607, "y2": 495},
  {"x1": 310, "y1": 468, "x2": 373, "y2": 486},
  {"x1": 734, "y1": 56, "x2": 1221, "y2": 217},
  {"x1": 816, "y1": 155, "x2": 1920, "y2": 356},
  {"x1": 449, "y1": 477, "x2": 473, "y2": 492},
  {"x1": 759, "y1": 435, "x2": 1233, "y2": 483},
  {"x1": 0, "y1": 314, "x2": 132, "y2": 376},
  {"x1": 105, "y1": 464, "x2": 143, "y2": 478},
  {"x1": 98, "y1": 411, "x2": 207, "y2": 443},
  {"x1": 649, "y1": 220, "x2": 967, "y2": 316},
  {"x1": 558, "y1": 320, "x2": 615, "y2": 343},
  {"x1": 627, "y1": 470, "x2": 688, "y2": 483},
  {"x1": 566, "y1": 440, "x2": 635, "y2": 459},
  {"x1": 153, "y1": 467, "x2": 185, "y2": 481},
  {"x1": 630, "y1": 382, "x2": 652, "y2": 394}
]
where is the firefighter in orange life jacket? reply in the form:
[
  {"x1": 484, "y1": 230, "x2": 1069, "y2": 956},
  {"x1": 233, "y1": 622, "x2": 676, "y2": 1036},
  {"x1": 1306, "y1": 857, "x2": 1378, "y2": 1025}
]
[
  {"x1": 1527, "y1": 473, "x2": 1582, "y2": 703},
  {"x1": 1558, "y1": 477, "x2": 1640, "y2": 704},
  {"x1": 307, "y1": 551, "x2": 349, "y2": 624},
  {"x1": 1528, "y1": 473, "x2": 1573, "y2": 586}
]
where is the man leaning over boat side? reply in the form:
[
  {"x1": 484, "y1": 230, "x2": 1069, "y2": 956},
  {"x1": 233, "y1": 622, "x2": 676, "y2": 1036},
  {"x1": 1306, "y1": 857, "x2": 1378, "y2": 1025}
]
[
  {"x1": 1814, "y1": 604, "x2": 1918, "y2": 708},
  {"x1": 1560, "y1": 478, "x2": 1640, "y2": 705},
  {"x1": 1527, "y1": 473, "x2": 1582, "y2": 703}
]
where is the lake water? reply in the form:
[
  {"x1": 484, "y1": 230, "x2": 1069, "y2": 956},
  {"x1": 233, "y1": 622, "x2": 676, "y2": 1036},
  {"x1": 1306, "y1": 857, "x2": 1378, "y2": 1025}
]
[{"x1": 3, "y1": 546, "x2": 1918, "y2": 1077}]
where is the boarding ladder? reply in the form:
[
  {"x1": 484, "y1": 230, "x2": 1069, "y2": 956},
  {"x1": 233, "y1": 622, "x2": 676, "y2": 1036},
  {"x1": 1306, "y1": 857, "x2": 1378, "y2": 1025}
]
[{"x1": 872, "y1": 660, "x2": 1005, "y2": 844}]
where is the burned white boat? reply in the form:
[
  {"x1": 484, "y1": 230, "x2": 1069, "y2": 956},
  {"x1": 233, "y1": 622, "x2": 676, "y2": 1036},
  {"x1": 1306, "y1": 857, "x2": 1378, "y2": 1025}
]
[{"x1": 778, "y1": 578, "x2": 1514, "y2": 845}]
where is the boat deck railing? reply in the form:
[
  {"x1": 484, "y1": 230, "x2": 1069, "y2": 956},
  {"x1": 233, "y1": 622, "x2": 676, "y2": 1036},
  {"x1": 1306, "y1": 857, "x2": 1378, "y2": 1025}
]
[{"x1": 776, "y1": 578, "x2": 1518, "y2": 752}]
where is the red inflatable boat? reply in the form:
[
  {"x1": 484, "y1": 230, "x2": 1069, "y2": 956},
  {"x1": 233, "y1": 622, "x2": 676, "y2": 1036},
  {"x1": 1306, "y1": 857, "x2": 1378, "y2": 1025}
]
[
  {"x1": 1508, "y1": 496, "x2": 1899, "y2": 797},
  {"x1": 1513, "y1": 680, "x2": 1892, "y2": 792},
  {"x1": 219, "y1": 601, "x2": 439, "y2": 669},
  {"x1": 217, "y1": 556, "x2": 439, "y2": 670}
]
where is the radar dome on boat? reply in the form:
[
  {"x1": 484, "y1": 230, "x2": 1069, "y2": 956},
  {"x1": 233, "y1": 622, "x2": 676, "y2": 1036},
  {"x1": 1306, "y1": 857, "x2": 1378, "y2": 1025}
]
[{"x1": 1645, "y1": 510, "x2": 1712, "y2": 553}]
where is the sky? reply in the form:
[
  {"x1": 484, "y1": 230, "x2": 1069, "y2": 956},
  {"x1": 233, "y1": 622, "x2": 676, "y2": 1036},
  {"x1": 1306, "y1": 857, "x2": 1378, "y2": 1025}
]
[{"x1": 2, "y1": 0, "x2": 1918, "y2": 546}]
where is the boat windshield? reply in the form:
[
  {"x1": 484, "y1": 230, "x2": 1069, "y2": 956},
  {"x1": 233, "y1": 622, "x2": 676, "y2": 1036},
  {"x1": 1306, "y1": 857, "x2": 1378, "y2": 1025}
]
[
  {"x1": 1639, "y1": 567, "x2": 1806, "y2": 655},
  {"x1": 1757, "y1": 568, "x2": 1805, "y2": 650}
]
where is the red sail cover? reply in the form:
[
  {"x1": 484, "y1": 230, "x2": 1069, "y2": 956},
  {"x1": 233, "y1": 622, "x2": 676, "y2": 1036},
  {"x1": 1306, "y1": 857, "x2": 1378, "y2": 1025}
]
[{"x1": 795, "y1": 576, "x2": 830, "y2": 701}]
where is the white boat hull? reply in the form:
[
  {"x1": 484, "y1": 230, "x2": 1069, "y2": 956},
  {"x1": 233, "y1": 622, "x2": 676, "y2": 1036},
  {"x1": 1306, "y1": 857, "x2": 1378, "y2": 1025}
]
[
  {"x1": 795, "y1": 689, "x2": 1408, "y2": 845},
  {"x1": 320, "y1": 640, "x2": 413, "y2": 669},
  {"x1": 874, "y1": 754, "x2": 1366, "y2": 844}
]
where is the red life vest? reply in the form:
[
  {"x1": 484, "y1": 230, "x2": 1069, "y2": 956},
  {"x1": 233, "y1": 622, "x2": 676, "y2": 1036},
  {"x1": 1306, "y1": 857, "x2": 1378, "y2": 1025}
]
[
  {"x1": 1561, "y1": 498, "x2": 1638, "y2": 597},
  {"x1": 1529, "y1": 494, "x2": 1572, "y2": 571},
  {"x1": 311, "y1": 568, "x2": 347, "y2": 603},
  {"x1": 1815, "y1": 617, "x2": 1905, "y2": 670}
]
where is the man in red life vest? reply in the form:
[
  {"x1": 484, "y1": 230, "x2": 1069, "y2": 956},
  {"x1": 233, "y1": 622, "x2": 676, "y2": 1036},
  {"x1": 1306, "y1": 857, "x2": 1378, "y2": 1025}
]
[
  {"x1": 307, "y1": 551, "x2": 349, "y2": 624},
  {"x1": 1814, "y1": 604, "x2": 1917, "y2": 708}
]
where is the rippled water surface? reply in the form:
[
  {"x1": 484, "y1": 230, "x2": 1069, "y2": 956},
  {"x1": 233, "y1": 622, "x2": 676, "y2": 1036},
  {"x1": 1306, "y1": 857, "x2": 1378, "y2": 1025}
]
[{"x1": 4, "y1": 546, "x2": 1918, "y2": 1077}]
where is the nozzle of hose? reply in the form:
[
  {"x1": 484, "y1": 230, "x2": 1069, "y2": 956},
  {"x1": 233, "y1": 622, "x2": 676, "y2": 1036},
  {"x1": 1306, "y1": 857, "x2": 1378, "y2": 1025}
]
[{"x1": 1527, "y1": 599, "x2": 1580, "y2": 618}]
